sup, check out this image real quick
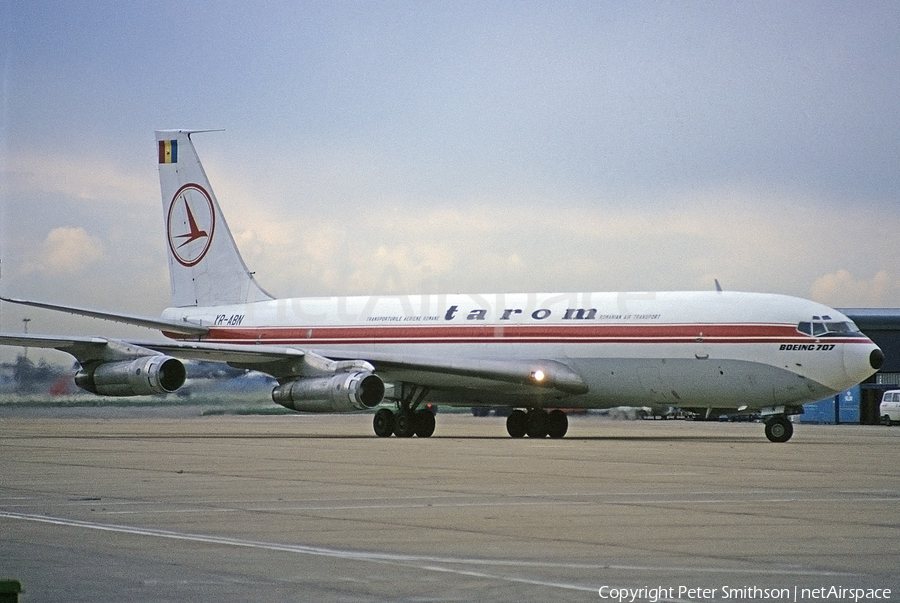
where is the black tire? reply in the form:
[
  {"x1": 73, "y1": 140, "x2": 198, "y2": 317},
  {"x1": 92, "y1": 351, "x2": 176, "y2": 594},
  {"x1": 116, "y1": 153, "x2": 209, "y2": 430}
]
[
  {"x1": 526, "y1": 409, "x2": 549, "y2": 438},
  {"x1": 394, "y1": 411, "x2": 416, "y2": 438},
  {"x1": 547, "y1": 409, "x2": 568, "y2": 438},
  {"x1": 414, "y1": 409, "x2": 436, "y2": 438},
  {"x1": 764, "y1": 415, "x2": 793, "y2": 443},
  {"x1": 883, "y1": 415, "x2": 892, "y2": 426},
  {"x1": 373, "y1": 408, "x2": 395, "y2": 437},
  {"x1": 506, "y1": 410, "x2": 527, "y2": 438}
]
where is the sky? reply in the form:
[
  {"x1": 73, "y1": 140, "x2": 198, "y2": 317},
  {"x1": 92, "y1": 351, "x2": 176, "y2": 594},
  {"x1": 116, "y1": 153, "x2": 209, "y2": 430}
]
[{"x1": 1, "y1": 1, "x2": 899, "y2": 363}]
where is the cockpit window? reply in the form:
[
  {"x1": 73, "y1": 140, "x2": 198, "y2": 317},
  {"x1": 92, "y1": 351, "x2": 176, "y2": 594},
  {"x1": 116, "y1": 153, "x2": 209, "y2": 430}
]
[
  {"x1": 796, "y1": 319, "x2": 863, "y2": 337},
  {"x1": 824, "y1": 321, "x2": 856, "y2": 333}
]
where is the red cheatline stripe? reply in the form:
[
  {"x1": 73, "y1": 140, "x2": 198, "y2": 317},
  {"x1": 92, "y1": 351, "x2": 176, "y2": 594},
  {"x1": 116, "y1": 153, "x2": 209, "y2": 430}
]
[{"x1": 176, "y1": 322, "x2": 869, "y2": 346}]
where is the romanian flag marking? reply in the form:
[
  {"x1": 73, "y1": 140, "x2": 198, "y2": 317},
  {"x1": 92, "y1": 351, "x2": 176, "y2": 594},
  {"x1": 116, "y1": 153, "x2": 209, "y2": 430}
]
[{"x1": 158, "y1": 140, "x2": 178, "y2": 164}]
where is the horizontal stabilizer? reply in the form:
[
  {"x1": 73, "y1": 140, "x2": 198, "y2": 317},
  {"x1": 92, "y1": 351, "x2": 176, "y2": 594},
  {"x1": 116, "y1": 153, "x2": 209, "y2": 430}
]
[{"x1": 0, "y1": 296, "x2": 208, "y2": 335}]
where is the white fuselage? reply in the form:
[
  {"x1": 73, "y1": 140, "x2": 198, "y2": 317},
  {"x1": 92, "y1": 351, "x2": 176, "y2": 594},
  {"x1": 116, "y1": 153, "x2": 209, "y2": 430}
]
[{"x1": 162, "y1": 290, "x2": 879, "y2": 411}]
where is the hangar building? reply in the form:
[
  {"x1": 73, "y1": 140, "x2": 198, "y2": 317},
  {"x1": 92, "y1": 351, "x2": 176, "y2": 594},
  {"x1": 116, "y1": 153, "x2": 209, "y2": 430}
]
[{"x1": 839, "y1": 309, "x2": 900, "y2": 424}]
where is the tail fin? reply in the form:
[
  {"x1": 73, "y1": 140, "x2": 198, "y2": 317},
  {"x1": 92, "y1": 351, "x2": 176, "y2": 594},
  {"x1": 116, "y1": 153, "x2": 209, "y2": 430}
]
[{"x1": 156, "y1": 130, "x2": 273, "y2": 307}]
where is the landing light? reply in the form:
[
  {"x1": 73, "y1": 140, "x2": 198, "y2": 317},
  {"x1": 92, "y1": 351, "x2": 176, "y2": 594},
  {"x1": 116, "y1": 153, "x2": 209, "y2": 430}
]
[{"x1": 532, "y1": 370, "x2": 545, "y2": 382}]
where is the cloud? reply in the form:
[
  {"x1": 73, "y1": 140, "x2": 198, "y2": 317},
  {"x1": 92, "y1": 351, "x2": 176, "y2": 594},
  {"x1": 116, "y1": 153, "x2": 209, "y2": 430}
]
[
  {"x1": 22, "y1": 227, "x2": 105, "y2": 275},
  {"x1": 8, "y1": 158, "x2": 898, "y2": 310},
  {"x1": 810, "y1": 270, "x2": 900, "y2": 307},
  {"x1": 220, "y1": 187, "x2": 882, "y2": 301},
  {"x1": 1, "y1": 153, "x2": 154, "y2": 205}
]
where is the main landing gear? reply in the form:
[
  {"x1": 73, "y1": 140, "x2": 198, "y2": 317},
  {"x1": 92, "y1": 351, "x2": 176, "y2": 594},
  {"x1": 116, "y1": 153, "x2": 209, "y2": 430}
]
[
  {"x1": 373, "y1": 384, "x2": 435, "y2": 438},
  {"x1": 373, "y1": 407, "x2": 435, "y2": 438},
  {"x1": 506, "y1": 409, "x2": 568, "y2": 438}
]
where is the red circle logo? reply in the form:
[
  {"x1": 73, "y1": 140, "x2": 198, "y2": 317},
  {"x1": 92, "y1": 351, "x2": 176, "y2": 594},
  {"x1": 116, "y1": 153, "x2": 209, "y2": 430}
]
[{"x1": 167, "y1": 184, "x2": 215, "y2": 267}]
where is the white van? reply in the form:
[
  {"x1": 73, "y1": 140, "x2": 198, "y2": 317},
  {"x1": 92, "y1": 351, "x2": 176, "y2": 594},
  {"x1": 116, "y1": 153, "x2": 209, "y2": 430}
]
[{"x1": 879, "y1": 390, "x2": 900, "y2": 425}]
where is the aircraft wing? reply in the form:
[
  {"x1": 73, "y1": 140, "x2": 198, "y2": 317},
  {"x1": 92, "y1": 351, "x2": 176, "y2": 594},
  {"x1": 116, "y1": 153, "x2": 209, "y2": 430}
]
[
  {"x1": 0, "y1": 333, "x2": 113, "y2": 359},
  {"x1": 0, "y1": 296, "x2": 208, "y2": 336},
  {"x1": 0, "y1": 293, "x2": 585, "y2": 398},
  {"x1": 0, "y1": 333, "x2": 302, "y2": 369},
  {"x1": 0, "y1": 332, "x2": 585, "y2": 399},
  {"x1": 314, "y1": 349, "x2": 588, "y2": 395},
  {"x1": 145, "y1": 342, "x2": 587, "y2": 397}
]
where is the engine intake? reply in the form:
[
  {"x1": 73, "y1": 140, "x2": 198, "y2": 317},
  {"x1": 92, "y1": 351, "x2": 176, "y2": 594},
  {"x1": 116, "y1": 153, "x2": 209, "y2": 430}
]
[
  {"x1": 75, "y1": 356, "x2": 186, "y2": 396},
  {"x1": 272, "y1": 372, "x2": 385, "y2": 412}
]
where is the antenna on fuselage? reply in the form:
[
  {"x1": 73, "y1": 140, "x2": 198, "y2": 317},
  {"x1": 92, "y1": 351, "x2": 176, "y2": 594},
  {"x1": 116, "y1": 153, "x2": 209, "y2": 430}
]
[{"x1": 714, "y1": 279, "x2": 724, "y2": 293}]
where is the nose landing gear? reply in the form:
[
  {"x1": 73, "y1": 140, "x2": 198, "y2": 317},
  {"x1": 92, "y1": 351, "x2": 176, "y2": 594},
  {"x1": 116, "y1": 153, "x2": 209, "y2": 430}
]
[{"x1": 764, "y1": 415, "x2": 793, "y2": 443}]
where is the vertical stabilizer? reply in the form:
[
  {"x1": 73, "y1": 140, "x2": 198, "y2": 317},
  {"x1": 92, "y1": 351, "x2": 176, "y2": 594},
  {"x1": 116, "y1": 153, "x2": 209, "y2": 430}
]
[{"x1": 156, "y1": 130, "x2": 273, "y2": 307}]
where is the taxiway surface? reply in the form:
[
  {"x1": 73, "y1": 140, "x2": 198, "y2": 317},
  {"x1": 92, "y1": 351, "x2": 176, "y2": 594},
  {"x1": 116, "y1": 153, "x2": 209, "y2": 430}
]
[{"x1": 1, "y1": 414, "x2": 898, "y2": 602}]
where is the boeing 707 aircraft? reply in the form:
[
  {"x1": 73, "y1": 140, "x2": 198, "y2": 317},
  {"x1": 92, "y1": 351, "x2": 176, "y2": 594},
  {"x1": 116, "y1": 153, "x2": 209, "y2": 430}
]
[{"x1": 0, "y1": 130, "x2": 884, "y2": 442}]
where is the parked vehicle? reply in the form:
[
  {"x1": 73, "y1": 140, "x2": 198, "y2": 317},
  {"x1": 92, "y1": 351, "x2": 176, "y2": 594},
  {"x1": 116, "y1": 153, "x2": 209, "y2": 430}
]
[{"x1": 879, "y1": 390, "x2": 900, "y2": 425}]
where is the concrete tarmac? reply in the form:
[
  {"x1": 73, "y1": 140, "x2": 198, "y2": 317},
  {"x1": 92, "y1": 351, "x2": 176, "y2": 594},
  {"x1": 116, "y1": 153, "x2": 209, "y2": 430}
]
[{"x1": 1, "y1": 413, "x2": 898, "y2": 602}]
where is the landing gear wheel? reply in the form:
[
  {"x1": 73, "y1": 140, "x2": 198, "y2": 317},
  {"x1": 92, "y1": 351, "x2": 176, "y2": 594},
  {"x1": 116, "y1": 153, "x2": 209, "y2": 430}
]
[
  {"x1": 414, "y1": 409, "x2": 436, "y2": 438},
  {"x1": 394, "y1": 411, "x2": 416, "y2": 438},
  {"x1": 373, "y1": 408, "x2": 395, "y2": 437},
  {"x1": 547, "y1": 409, "x2": 568, "y2": 438},
  {"x1": 526, "y1": 409, "x2": 549, "y2": 438},
  {"x1": 764, "y1": 415, "x2": 793, "y2": 443},
  {"x1": 506, "y1": 410, "x2": 527, "y2": 438}
]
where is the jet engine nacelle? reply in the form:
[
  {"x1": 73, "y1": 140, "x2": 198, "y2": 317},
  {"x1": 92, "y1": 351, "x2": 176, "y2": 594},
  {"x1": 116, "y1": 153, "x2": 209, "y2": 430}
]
[
  {"x1": 75, "y1": 356, "x2": 186, "y2": 396},
  {"x1": 272, "y1": 372, "x2": 385, "y2": 412}
]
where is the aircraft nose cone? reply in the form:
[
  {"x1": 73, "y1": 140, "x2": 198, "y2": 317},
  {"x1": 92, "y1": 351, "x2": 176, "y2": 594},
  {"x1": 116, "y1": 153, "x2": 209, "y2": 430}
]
[
  {"x1": 843, "y1": 341, "x2": 883, "y2": 386},
  {"x1": 870, "y1": 347, "x2": 885, "y2": 371}
]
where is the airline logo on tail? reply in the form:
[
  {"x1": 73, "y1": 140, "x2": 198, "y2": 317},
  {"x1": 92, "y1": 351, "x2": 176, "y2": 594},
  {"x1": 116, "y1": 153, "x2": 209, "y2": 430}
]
[{"x1": 166, "y1": 184, "x2": 215, "y2": 267}]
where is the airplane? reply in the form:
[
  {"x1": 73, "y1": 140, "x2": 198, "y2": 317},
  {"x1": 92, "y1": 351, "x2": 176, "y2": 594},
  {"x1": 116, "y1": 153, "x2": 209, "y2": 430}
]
[{"x1": 0, "y1": 130, "x2": 885, "y2": 442}]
